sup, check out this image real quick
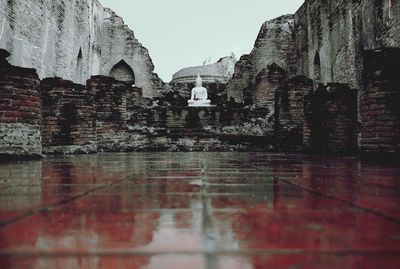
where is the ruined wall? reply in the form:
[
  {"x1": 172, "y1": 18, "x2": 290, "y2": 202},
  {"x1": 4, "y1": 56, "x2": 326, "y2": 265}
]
[
  {"x1": 227, "y1": 15, "x2": 295, "y2": 104},
  {"x1": 304, "y1": 84, "x2": 359, "y2": 153},
  {"x1": 275, "y1": 76, "x2": 313, "y2": 149},
  {"x1": 100, "y1": 9, "x2": 165, "y2": 97},
  {"x1": 126, "y1": 105, "x2": 272, "y2": 152},
  {"x1": 0, "y1": 50, "x2": 42, "y2": 157},
  {"x1": 254, "y1": 63, "x2": 287, "y2": 109},
  {"x1": 0, "y1": 0, "x2": 164, "y2": 97},
  {"x1": 40, "y1": 78, "x2": 96, "y2": 153},
  {"x1": 88, "y1": 76, "x2": 134, "y2": 151},
  {"x1": 361, "y1": 48, "x2": 400, "y2": 154},
  {"x1": 294, "y1": 0, "x2": 400, "y2": 89}
]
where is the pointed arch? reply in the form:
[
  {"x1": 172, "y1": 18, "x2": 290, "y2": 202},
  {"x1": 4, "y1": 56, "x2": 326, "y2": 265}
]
[
  {"x1": 109, "y1": 60, "x2": 135, "y2": 83},
  {"x1": 75, "y1": 48, "x2": 83, "y2": 84},
  {"x1": 313, "y1": 51, "x2": 321, "y2": 84}
]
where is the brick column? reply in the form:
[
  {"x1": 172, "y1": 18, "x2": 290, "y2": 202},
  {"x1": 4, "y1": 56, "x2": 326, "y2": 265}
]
[
  {"x1": 275, "y1": 76, "x2": 313, "y2": 149},
  {"x1": 304, "y1": 84, "x2": 358, "y2": 153},
  {"x1": 361, "y1": 48, "x2": 400, "y2": 154},
  {"x1": 40, "y1": 78, "x2": 96, "y2": 153},
  {"x1": 88, "y1": 76, "x2": 130, "y2": 151},
  {"x1": 0, "y1": 49, "x2": 42, "y2": 157}
]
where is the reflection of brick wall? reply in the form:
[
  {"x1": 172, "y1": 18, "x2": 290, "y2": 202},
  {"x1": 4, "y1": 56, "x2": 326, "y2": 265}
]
[
  {"x1": 304, "y1": 84, "x2": 358, "y2": 153},
  {"x1": 41, "y1": 78, "x2": 96, "y2": 147},
  {"x1": 361, "y1": 48, "x2": 400, "y2": 154},
  {"x1": 0, "y1": 50, "x2": 42, "y2": 156}
]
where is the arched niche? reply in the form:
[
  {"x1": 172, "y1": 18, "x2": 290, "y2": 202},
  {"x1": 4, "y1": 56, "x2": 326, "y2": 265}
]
[
  {"x1": 75, "y1": 49, "x2": 83, "y2": 84},
  {"x1": 109, "y1": 60, "x2": 135, "y2": 83},
  {"x1": 313, "y1": 51, "x2": 321, "y2": 84}
]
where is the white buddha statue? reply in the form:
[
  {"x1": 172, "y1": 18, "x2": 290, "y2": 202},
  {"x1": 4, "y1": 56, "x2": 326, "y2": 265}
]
[{"x1": 188, "y1": 74, "x2": 211, "y2": 107}]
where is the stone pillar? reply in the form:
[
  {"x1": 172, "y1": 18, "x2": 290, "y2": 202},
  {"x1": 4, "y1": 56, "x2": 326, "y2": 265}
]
[
  {"x1": 304, "y1": 84, "x2": 358, "y2": 153},
  {"x1": 0, "y1": 49, "x2": 42, "y2": 157},
  {"x1": 40, "y1": 78, "x2": 96, "y2": 153},
  {"x1": 275, "y1": 76, "x2": 313, "y2": 149},
  {"x1": 88, "y1": 76, "x2": 129, "y2": 151},
  {"x1": 361, "y1": 48, "x2": 400, "y2": 154}
]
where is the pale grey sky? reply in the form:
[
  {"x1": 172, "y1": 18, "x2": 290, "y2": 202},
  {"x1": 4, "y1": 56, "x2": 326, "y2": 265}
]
[{"x1": 100, "y1": 0, "x2": 304, "y2": 81}]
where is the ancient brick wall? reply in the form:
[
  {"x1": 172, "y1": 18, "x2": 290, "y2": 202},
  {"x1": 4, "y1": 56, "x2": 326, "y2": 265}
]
[
  {"x1": 304, "y1": 84, "x2": 359, "y2": 153},
  {"x1": 275, "y1": 76, "x2": 313, "y2": 149},
  {"x1": 227, "y1": 15, "x2": 295, "y2": 104},
  {"x1": 40, "y1": 78, "x2": 96, "y2": 151},
  {"x1": 88, "y1": 76, "x2": 131, "y2": 151},
  {"x1": 0, "y1": 50, "x2": 42, "y2": 157},
  {"x1": 361, "y1": 48, "x2": 400, "y2": 154},
  {"x1": 294, "y1": 0, "x2": 400, "y2": 89},
  {"x1": 226, "y1": 54, "x2": 255, "y2": 105},
  {"x1": 255, "y1": 63, "x2": 287, "y2": 109},
  {"x1": 0, "y1": 0, "x2": 164, "y2": 97}
]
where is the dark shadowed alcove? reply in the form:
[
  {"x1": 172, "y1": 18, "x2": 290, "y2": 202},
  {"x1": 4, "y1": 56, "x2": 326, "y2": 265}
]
[{"x1": 109, "y1": 60, "x2": 135, "y2": 83}]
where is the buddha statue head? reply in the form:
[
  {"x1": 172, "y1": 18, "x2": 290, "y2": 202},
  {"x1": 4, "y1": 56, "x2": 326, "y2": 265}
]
[{"x1": 196, "y1": 73, "x2": 203, "y2": 88}]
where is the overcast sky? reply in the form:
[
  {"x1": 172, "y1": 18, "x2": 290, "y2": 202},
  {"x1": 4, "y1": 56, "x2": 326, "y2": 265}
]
[{"x1": 99, "y1": 0, "x2": 304, "y2": 81}]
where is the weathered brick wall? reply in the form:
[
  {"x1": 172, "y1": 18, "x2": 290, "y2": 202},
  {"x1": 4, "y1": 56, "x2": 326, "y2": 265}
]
[
  {"x1": 227, "y1": 15, "x2": 295, "y2": 104},
  {"x1": 0, "y1": 49, "x2": 42, "y2": 157},
  {"x1": 88, "y1": 76, "x2": 131, "y2": 151},
  {"x1": 0, "y1": 0, "x2": 165, "y2": 97},
  {"x1": 255, "y1": 63, "x2": 287, "y2": 109},
  {"x1": 304, "y1": 84, "x2": 359, "y2": 153},
  {"x1": 361, "y1": 48, "x2": 400, "y2": 153},
  {"x1": 226, "y1": 54, "x2": 255, "y2": 104},
  {"x1": 125, "y1": 102, "x2": 272, "y2": 151},
  {"x1": 40, "y1": 78, "x2": 96, "y2": 150},
  {"x1": 294, "y1": 0, "x2": 400, "y2": 89},
  {"x1": 275, "y1": 76, "x2": 313, "y2": 148}
]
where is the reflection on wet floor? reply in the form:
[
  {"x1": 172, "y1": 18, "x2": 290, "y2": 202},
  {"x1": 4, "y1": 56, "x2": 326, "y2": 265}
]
[{"x1": 0, "y1": 152, "x2": 400, "y2": 269}]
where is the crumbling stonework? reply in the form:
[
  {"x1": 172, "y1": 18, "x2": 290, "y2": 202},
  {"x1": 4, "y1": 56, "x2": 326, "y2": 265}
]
[
  {"x1": 361, "y1": 48, "x2": 400, "y2": 154},
  {"x1": 255, "y1": 63, "x2": 287, "y2": 109},
  {"x1": 227, "y1": 15, "x2": 295, "y2": 104},
  {"x1": 41, "y1": 78, "x2": 96, "y2": 154},
  {"x1": 294, "y1": 0, "x2": 400, "y2": 89},
  {"x1": 0, "y1": 50, "x2": 42, "y2": 157},
  {"x1": 88, "y1": 76, "x2": 130, "y2": 151},
  {"x1": 124, "y1": 104, "x2": 273, "y2": 152},
  {"x1": 304, "y1": 84, "x2": 359, "y2": 153},
  {"x1": 228, "y1": 0, "x2": 400, "y2": 98},
  {"x1": 275, "y1": 76, "x2": 313, "y2": 149},
  {"x1": 0, "y1": 0, "x2": 164, "y2": 97}
]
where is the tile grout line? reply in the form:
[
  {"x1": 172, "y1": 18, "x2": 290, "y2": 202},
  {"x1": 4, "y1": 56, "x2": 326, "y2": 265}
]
[
  {"x1": 1, "y1": 248, "x2": 400, "y2": 258},
  {"x1": 0, "y1": 173, "x2": 137, "y2": 228},
  {"x1": 230, "y1": 159, "x2": 400, "y2": 226}
]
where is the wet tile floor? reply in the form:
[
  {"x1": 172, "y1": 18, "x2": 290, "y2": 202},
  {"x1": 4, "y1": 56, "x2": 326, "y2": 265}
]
[{"x1": 0, "y1": 152, "x2": 400, "y2": 268}]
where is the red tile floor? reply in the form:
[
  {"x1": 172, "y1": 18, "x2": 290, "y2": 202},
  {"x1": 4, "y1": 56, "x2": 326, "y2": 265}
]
[{"x1": 0, "y1": 152, "x2": 400, "y2": 268}]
